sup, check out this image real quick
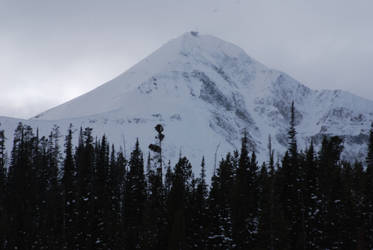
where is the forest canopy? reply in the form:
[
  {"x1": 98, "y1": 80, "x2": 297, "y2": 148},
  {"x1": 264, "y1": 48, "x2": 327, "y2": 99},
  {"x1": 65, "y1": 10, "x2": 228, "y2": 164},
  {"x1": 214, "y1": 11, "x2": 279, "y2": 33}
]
[{"x1": 0, "y1": 108, "x2": 373, "y2": 249}]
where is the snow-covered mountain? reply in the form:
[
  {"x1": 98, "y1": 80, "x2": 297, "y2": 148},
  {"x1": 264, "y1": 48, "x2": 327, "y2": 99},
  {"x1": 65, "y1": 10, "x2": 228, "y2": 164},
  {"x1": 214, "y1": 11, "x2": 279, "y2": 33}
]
[{"x1": 1, "y1": 32, "x2": 373, "y2": 175}]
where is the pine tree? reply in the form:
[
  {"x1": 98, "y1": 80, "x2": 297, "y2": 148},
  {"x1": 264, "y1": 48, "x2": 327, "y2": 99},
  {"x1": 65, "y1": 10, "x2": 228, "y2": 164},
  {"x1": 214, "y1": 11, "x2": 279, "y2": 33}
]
[
  {"x1": 6, "y1": 123, "x2": 39, "y2": 249},
  {"x1": 207, "y1": 154, "x2": 234, "y2": 249},
  {"x1": 367, "y1": 122, "x2": 373, "y2": 167},
  {"x1": 340, "y1": 161, "x2": 359, "y2": 249},
  {"x1": 124, "y1": 139, "x2": 146, "y2": 249},
  {"x1": 288, "y1": 101, "x2": 297, "y2": 158},
  {"x1": 0, "y1": 125, "x2": 7, "y2": 249},
  {"x1": 107, "y1": 145, "x2": 126, "y2": 249},
  {"x1": 164, "y1": 160, "x2": 173, "y2": 198},
  {"x1": 364, "y1": 122, "x2": 373, "y2": 248},
  {"x1": 317, "y1": 136, "x2": 344, "y2": 249},
  {"x1": 278, "y1": 102, "x2": 305, "y2": 249},
  {"x1": 46, "y1": 126, "x2": 64, "y2": 248},
  {"x1": 62, "y1": 124, "x2": 78, "y2": 249},
  {"x1": 232, "y1": 130, "x2": 258, "y2": 248},
  {"x1": 149, "y1": 124, "x2": 165, "y2": 174},
  {"x1": 189, "y1": 157, "x2": 209, "y2": 249},
  {"x1": 167, "y1": 156, "x2": 193, "y2": 250},
  {"x1": 248, "y1": 152, "x2": 259, "y2": 236},
  {"x1": 144, "y1": 124, "x2": 168, "y2": 249},
  {"x1": 351, "y1": 161, "x2": 367, "y2": 249},
  {"x1": 256, "y1": 136, "x2": 280, "y2": 250},
  {"x1": 256, "y1": 163, "x2": 271, "y2": 249},
  {"x1": 92, "y1": 135, "x2": 111, "y2": 249},
  {"x1": 33, "y1": 133, "x2": 49, "y2": 248},
  {"x1": 75, "y1": 127, "x2": 95, "y2": 249},
  {"x1": 303, "y1": 141, "x2": 323, "y2": 248}
]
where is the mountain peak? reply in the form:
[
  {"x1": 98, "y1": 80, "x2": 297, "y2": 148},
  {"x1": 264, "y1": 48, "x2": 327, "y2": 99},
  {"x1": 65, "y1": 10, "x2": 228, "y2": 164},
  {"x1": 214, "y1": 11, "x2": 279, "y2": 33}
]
[
  {"x1": 170, "y1": 31, "x2": 253, "y2": 61},
  {"x1": 34, "y1": 32, "x2": 266, "y2": 120},
  {"x1": 4, "y1": 32, "x2": 373, "y2": 175}
]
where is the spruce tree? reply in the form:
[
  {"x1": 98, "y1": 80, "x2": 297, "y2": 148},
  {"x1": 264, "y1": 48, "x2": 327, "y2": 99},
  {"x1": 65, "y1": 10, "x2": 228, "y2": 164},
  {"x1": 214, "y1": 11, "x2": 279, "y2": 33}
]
[
  {"x1": 256, "y1": 163, "x2": 271, "y2": 249},
  {"x1": 144, "y1": 124, "x2": 168, "y2": 249},
  {"x1": 46, "y1": 126, "x2": 63, "y2": 248},
  {"x1": 167, "y1": 156, "x2": 193, "y2": 250},
  {"x1": 107, "y1": 145, "x2": 126, "y2": 249},
  {"x1": 34, "y1": 133, "x2": 49, "y2": 248},
  {"x1": 207, "y1": 154, "x2": 234, "y2": 249},
  {"x1": 189, "y1": 157, "x2": 209, "y2": 249},
  {"x1": 317, "y1": 136, "x2": 344, "y2": 249},
  {"x1": 288, "y1": 101, "x2": 297, "y2": 158},
  {"x1": 340, "y1": 161, "x2": 359, "y2": 249},
  {"x1": 62, "y1": 124, "x2": 78, "y2": 249},
  {"x1": 367, "y1": 122, "x2": 373, "y2": 167},
  {"x1": 75, "y1": 127, "x2": 95, "y2": 249},
  {"x1": 232, "y1": 130, "x2": 258, "y2": 248},
  {"x1": 256, "y1": 136, "x2": 282, "y2": 250},
  {"x1": 365, "y1": 122, "x2": 373, "y2": 247},
  {"x1": 303, "y1": 141, "x2": 323, "y2": 248},
  {"x1": 6, "y1": 123, "x2": 39, "y2": 249},
  {"x1": 279, "y1": 102, "x2": 305, "y2": 249},
  {"x1": 92, "y1": 135, "x2": 111, "y2": 249},
  {"x1": 0, "y1": 125, "x2": 6, "y2": 249},
  {"x1": 164, "y1": 160, "x2": 173, "y2": 198},
  {"x1": 124, "y1": 139, "x2": 146, "y2": 249}
]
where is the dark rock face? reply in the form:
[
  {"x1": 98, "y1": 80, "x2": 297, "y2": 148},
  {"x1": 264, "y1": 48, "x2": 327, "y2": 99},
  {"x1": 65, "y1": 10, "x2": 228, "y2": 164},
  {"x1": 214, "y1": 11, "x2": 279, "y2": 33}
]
[{"x1": 195, "y1": 71, "x2": 233, "y2": 111}]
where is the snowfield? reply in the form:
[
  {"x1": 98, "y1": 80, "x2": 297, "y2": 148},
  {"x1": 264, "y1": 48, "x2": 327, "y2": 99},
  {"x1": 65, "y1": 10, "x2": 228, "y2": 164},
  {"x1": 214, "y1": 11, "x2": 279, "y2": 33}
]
[{"x1": 1, "y1": 32, "x2": 373, "y2": 176}]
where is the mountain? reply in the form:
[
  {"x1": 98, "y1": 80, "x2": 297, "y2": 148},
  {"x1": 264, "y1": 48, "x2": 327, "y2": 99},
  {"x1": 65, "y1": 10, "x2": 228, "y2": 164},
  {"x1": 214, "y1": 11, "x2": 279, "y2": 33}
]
[{"x1": 1, "y1": 31, "x2": 373, "y2": 175}]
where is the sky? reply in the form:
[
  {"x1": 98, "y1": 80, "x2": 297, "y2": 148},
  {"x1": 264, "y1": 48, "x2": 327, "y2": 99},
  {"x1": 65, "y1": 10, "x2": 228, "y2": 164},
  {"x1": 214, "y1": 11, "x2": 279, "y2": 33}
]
[{"x1": 1, "y1": 0, "x2": 373, "y2": 119}]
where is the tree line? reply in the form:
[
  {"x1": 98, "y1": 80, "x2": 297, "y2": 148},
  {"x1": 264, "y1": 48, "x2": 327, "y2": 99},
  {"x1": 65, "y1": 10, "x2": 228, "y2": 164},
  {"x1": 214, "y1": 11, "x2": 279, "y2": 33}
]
[{"x1": 0, "y1": 103, "x2": 373, "y2": 249}]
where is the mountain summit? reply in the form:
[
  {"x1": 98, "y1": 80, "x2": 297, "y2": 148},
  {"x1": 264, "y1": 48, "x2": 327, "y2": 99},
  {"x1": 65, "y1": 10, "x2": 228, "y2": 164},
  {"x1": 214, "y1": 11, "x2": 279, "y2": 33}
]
[
  {"x1": 34, "y1": 31, "x2": 267, "y2": 120},
  {"x1": 2, "y1": 32, "x2": 373, "y2": 172}
]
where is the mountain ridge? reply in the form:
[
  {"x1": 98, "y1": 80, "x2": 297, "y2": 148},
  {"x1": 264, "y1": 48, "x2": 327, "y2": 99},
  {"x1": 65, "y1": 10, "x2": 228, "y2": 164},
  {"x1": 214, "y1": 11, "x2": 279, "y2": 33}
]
[{"x1": 1, "y1": 31, "x2": 372, "y2": 175}]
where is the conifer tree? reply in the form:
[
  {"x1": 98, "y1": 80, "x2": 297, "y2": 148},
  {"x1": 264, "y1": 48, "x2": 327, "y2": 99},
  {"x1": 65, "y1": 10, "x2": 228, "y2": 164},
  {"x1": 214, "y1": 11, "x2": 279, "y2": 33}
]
[
  {"x1": 62, "y1": 124, "x2": 78, "y2": 248},
  {"x1": 164, "y1": 160, "x2": 173, "y2": 198},
  {"x1": 317, "y1": 136, "x2": 344, "y2": 249},
  {"x1": 257, "y1": 162, "x2": 286, "y2": 250},
  {"x1": 33, "y1": 133, "x2": 49, "y2": 248},
  {"x1": 232, "y1": 130, "x2": 257, "y2": 248},
  {"x1": 367, "y1": 122, "x2": 373, "y2": 167},
  {"x1": 124, "y1": 139, "x2": 146, "y2": 249},
  {"x1": 107, "y1": 145, "x2": 126, "y2": 249},
  {"x1": 256, "y1": 163, "x2": 270, "y2": 247},
  {"x1": 303, "y1": 141, "x2": 323, "y2": 248},
  {"x1": 75, "y1": 127, "x2": 95, "y2": 249},
  {"x1": 279, "y1": 102, "x2": 305, "y2": 249},
  {"x1": 45, "y1": 126, "x2": 63, "y2": 247},
  {"x1": 256, "y1": 135, "x2": 281, "y2": 250},
  {"x1": 207, "y1": 154, "x2": 234, "y2": 249},
  {"x1": 0, "y1": 125, "x2": 6, "y2": 248},
  {"x1": 145, "y1": 124, "x2": 168, "y2": 249},
  {"x1": 340, "y1": 161, "x2": 359, "y2": 249},
  {"x1": 189, "y1": 157, "x2": 209, "y2": 248},
  {"x1": 167, "y1": 156, "x2": 193, "y2": 249},
  {"x1": 288, "y1": 102, "x2": 297, "y2": 158},
  {"x1": 6, "y1": 123, "x2": 39, "y2": 249},
  {"x1": 92, "y1": 135, "x2": 111, "y2": 249},
  {"x1": 0, "y1": 125, "x2": 5, "y2": 185},
  {"x1": 365, "y1": 122, "x2": 373, "y2": 247}
]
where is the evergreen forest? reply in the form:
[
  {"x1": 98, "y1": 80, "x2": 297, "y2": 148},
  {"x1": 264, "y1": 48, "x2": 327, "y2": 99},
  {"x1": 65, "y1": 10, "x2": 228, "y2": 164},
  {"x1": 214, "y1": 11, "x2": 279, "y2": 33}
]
[{"x1": 0, "y1": 103, "x2": 373, "y2": 249}]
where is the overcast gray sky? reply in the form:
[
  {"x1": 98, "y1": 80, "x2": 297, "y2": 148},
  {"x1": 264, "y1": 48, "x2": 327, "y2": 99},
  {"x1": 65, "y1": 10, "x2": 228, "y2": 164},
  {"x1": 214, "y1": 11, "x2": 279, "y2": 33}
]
[{"x1": 1, "y1": 0, "x2": 373, "y2": 118}]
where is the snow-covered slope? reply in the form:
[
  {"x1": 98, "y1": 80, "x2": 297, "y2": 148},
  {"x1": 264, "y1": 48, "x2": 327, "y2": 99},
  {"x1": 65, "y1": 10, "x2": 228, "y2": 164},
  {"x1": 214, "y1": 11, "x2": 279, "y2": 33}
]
[{"x1": 1, "y1": 32, "x2": 373, "y2": 175}]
